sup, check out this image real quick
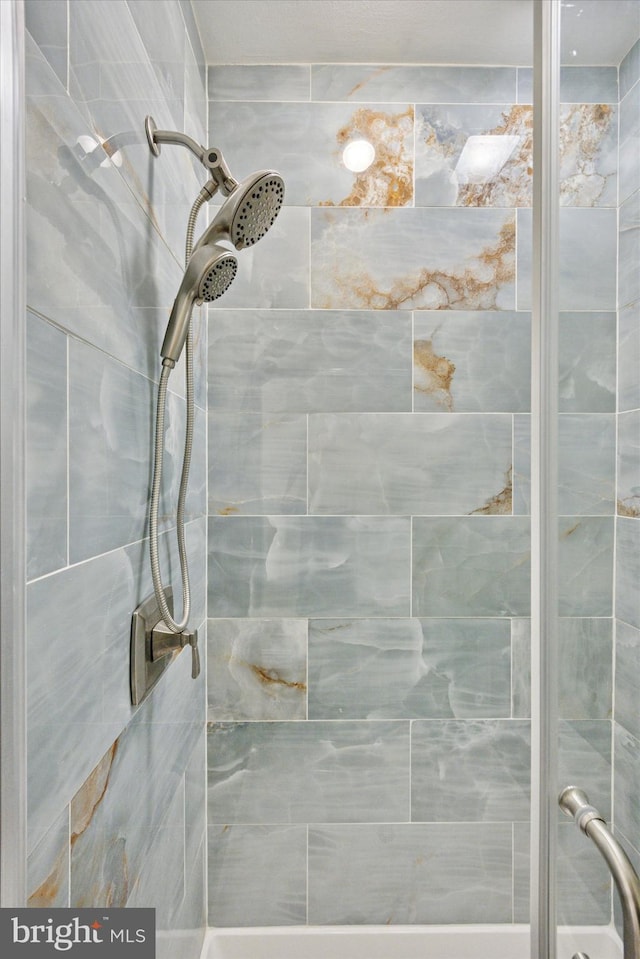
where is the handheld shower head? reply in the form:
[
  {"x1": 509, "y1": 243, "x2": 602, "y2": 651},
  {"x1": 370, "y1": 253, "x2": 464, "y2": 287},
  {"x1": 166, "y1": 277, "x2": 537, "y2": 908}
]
[
  {"x1": 162, "y1": 244, "x2": 237, "y2": 365},
  {"x1": 193, "y1": 171, "x2": 285, "y2": 252}
]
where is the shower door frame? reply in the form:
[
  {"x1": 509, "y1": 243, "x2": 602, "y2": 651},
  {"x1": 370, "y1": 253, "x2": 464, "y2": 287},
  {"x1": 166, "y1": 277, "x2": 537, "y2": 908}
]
[
  {"x1": 530, "y1": 2, "x2": 561, "y2": 958},
  {"x1": 0, "y1": 0, "x2": 27, "y2": 907}
]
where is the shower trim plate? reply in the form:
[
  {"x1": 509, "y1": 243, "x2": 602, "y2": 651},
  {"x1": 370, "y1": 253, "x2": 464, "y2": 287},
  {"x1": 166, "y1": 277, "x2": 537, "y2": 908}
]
[{"x1": 130, "y1": 587, "x2": 174, "y2": 706}]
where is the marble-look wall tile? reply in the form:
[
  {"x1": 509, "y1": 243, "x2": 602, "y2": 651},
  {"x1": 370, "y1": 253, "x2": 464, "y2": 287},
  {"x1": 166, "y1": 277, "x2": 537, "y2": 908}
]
[
  {"x1": 559, "y1": 312, "x2": 616, "y2": 413},
  {"x1": 208, "y1": 310, "x2": 412, "y2": 413},
  {"x1": 208, "y1": 516, "x2": 411, "y2": 617},
  {"x1": 514, "y1": 823, "x2": 611, "y2": 925},
  {"x1": 308, "y1": 823, "x2": 512, "y2": 924},
  {"x1": 413, "y1": 311, "x2": 530, "y2": 413},
  {"x1": 619, "y1": 190, "x2": 640, "y2": 310},
  {"x1": 26, "y1": 312, "x2": 68, "y2": 579},
  {"x1": 207, "y1": 721, "x2": 410, "y2": 823},
  {"x1": 207, "y1": 618, "x2": 307, "y2": 721},
  {"x1": 126, "y1": 777, "x2": 186, "y2": 917},
  {"x1": 25, "y1": 0, "x2": 68, "y2": 89},
  {"x1": 619, "y1": 77, "x2": 640, "y2": 204},
  {"x1": 69, "y1": 658, "x2": 204, "y2": 907},
  {"x1": 68, "y1": 0, "x2": 202, "y2": 259},
  {"x1": 209, "y1": 64, "x2": 310, "y2": 101},
  {"x1": 309, "y1": 413, "x2": 512, "y2": 515},
  {"x1": 614, "y1": 829, "x2": 640, "y2": 938},
  {"x1": 512, "y1": 415, "x2": 615, "y2": 516},
  {"x1": 615, "y1": 621, "x2": 640, "y2": 742},
  {"x1": 312, "y1": 208, "x2": 516, "y2": 311},
  {"x1": 208, "y1": 825, "x2": 307, "y2": 927},
  {"x1": 209, "y1": 413, "x2": 307, "y2": 515},
  {"x1": 26, "y1": 32, "x2": 183, "y2": 379},
  {"x1": 415, "y1": 103, "x2": 616, "y2": 208},
  {"x1": 559, "y1": 720, "x2": 612, "y2": 820},
  {"x1": 68, "y1": 340, "x2": 156, "y2": 562},
  {"x1": 517, "y1": 66, "x2": 618, "y2": 104},
  {"x1": 616, "y1": 518, "x2": 640, "y2": 629},
  {"x1": 312, "y1": 65, "x2": 517, "y2": 103},
  {"x1": 559, "y1": 517, "x2": 614, "y2": 616},
  {"x1": 28, "y1": 519, "x2": 204, "y2": 853},
  {"x1": 558, "y1": 414, "x2": 615, "y2": 515},
  {"x1": 618, "y1": 303, "x2": 640, "y2": 413},
  {"x1": 308, "y1": 618, "x2": 511, "y2": 720},
  {"x1": 517, "y1": 208, "x2": 617, "y2": 311},
  {"x1": 620, "y1": 39, "x2": 640, "y2": 99},
  {"x1": 512, "y1": 415, "x2": 531, "y2": 515},
  {"x1": 411, "y1": 720, "x2": 531, "y2": 822},
  {"x1": 27, "y1": 809, "x2": 70, "y2": 907},
  {"x1": 613, "y1": 724, "x2": 640, "y2": 847},
  {"x1": 620, "y1": 76, "x2": 640, "y2": 152},
  {"x1": 209, "y1": 101, "x2": 414, "y2": 207},
  {"x1": 618, "y1": 410, "x2": 640, "y2": 517},
  {"x1": 412, "y1": 517, "x2": 531, "y2": 617},
  {"x1": 511, "y1": 618, "x2": 612, "y2": 720},
  {"x1": 210, "y1": 207, "x2": 309, "y2": 309}
]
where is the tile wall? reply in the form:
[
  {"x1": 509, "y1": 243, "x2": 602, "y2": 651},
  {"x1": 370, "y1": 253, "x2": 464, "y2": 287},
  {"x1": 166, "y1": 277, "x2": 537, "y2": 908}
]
[
  {"x1": 24, "y1": 2, "x2": 207, "y2": 956},
  {"x1": 614, "y1": 36, "x2": 640, "y2": 932},
  {"x1": 206, "y1": 62, "x2": 620, "y2": 925}
]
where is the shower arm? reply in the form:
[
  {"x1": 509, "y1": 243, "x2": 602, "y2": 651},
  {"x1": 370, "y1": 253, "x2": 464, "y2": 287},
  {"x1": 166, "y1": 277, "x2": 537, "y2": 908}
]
[{"x1": 144, "y1": 114, "x2": 238, "y2": 196}]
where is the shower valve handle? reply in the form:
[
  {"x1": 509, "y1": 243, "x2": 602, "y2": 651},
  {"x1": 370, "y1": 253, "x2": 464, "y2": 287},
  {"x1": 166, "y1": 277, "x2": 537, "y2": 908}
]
[{"x1": 150, "y1": 622, "x2": 200, "y2": 680}]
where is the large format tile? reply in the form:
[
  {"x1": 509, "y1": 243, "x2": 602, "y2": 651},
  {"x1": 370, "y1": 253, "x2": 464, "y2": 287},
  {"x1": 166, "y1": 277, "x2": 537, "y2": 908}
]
[
  {"x1": 207, "y1": 721, "x2": 410, "y2": 823},
  {"x1": 208, "y1": 825, "x2": 307, "y2": 926},
  {"x1": 615, "y1": 621, "x2": 640, "y2": 742},
  {"x1": 415, "y1": 102, "x2": 616, "y2": 208},
  {"x1": 207, "y1": 618, "x2": 307, "y2": 721},
  {"x1": 309, "y1": 413, "x2": 513, "y2": 515},
  {"x1": 311, "y1": 208, "x2": 516, "y2": 311},
  {"x1": 308, "y1": 823, "x2": 513, "y2": 924},
  {"x1": 209, "y1": 101, "x2": 414, "y2": 207},
  {"x1": 209, "y1": 413, "x2": 307, "y2": 515},
  {"x1": 616, "y1": 518, "x2": 640, "y2": 629},
  {"x1": 208, "y1": 310, "x2": 412, "y2": 413},
  {"x1": 26, "y1": 312, "x2": 68, "y2": 579},
  {"x1": 412, "y1": 517, "x2": 531, "y2": 617},
  {"x1": 618, "y1": 410, "x2": 640, "y2": 518},
  {"x1": 512, "y1": 618, "x2": 612, "y2": 720},
  {"x1": 517, "y1": 209, "x2": 617, "y2": 311},
  {"x1": 312, "y1": 65, "x2": 517, "y2": 103},
  {"x1": 411, "y1": 720, "x2": 531, "y2": 822},
  {"x1": 413, "y1": 312, "x2": 530, "y2": 413},
  {"x1": 308, "y1": 618, "x2": 511, "y2": 720},
  {"x1": 208, "y1": 516, "x2": 411, "y2": 617}
]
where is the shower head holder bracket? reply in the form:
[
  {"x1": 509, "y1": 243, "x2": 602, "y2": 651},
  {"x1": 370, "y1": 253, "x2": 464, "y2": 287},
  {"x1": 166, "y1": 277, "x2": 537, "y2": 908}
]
[{"x1": 145, "y1": 115, "x2": 238, "y2": 195}]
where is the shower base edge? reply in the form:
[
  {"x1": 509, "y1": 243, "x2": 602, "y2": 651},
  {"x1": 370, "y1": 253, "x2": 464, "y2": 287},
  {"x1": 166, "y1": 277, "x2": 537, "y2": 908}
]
[{"x1": 201, "y1": 923, "x2": 621, "y2": 959}]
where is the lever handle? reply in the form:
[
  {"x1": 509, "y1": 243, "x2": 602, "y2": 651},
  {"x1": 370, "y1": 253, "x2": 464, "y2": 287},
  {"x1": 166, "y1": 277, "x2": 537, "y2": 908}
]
[{"x1": 188, "y1": 630, "x2": 200, "y2": 680}]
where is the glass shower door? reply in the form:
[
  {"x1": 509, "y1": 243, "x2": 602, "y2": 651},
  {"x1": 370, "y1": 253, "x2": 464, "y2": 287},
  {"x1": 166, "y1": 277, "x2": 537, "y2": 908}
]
[{"x1": 545, "y1": 1, "x2": 640, "y2": 957}]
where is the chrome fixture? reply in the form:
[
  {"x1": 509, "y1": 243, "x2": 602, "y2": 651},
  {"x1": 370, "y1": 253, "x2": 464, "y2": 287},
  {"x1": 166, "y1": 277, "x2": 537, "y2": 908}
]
[
  {"x1": 559, "y1": 786, "x2": 640, "y2": 959},
  {"x1": 130, "y1": 118, "x2": 285, "y2": 703}
]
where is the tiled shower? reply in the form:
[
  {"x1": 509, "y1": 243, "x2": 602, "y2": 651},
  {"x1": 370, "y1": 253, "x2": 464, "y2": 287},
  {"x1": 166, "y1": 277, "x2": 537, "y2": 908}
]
[{"x1": 18, "y1": 1, "x2": 640, "y2": 956}]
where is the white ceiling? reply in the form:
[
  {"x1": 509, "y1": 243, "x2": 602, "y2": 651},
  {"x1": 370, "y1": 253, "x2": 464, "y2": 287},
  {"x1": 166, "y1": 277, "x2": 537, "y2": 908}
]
[{"x1": 191, "y1": 0, "x2": 640, "y2": 67}]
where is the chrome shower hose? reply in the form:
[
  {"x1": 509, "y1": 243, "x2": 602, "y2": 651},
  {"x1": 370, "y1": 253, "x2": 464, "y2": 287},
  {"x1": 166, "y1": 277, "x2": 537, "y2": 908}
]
[{"x1": 149, "y1": 182, "x2": 213, "y2": 632}]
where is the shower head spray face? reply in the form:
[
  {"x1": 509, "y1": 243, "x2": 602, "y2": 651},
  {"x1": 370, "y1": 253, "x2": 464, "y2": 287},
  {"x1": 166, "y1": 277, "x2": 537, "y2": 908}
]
[
  {"x1": 162, "y1": 244, "x2": 237, "y2": 365},
  {"x1": 193, "y1": 171, "x2": 285, "y2": 252}
]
